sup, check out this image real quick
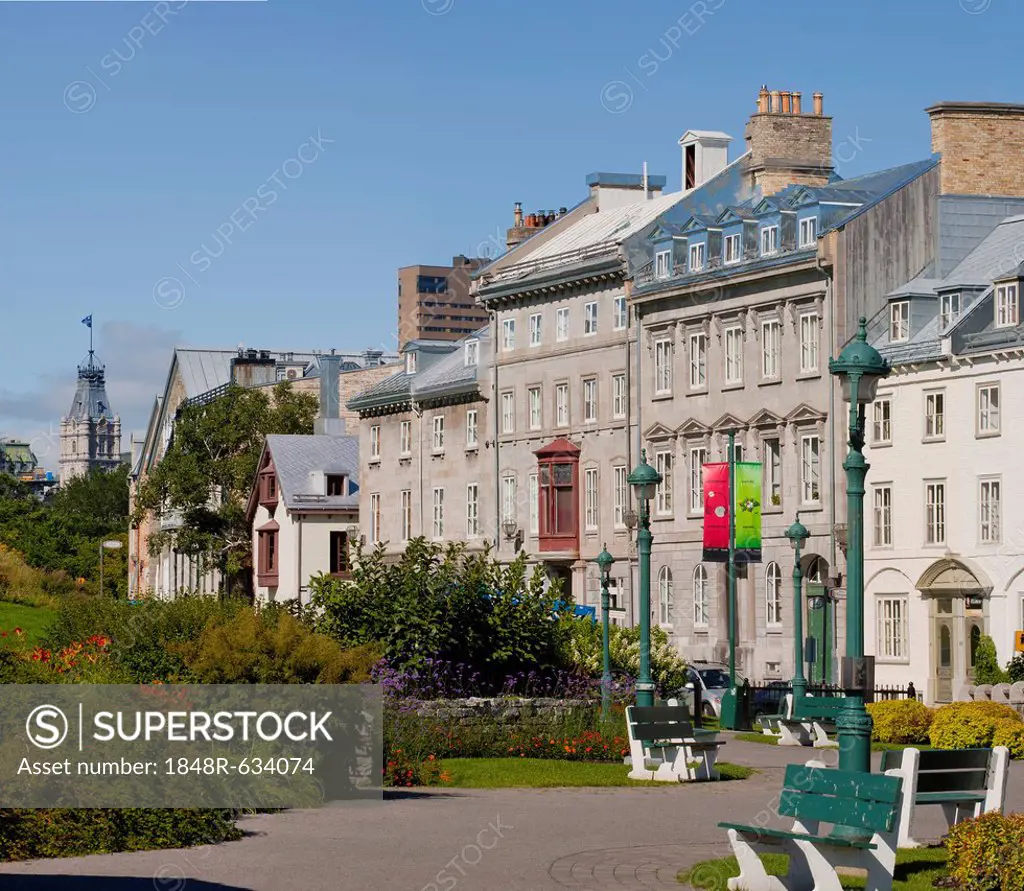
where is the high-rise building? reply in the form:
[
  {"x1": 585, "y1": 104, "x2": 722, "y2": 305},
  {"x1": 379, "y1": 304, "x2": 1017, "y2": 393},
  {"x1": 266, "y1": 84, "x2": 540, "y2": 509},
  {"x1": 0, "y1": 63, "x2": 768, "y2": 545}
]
[{"x1": 397, "y1": 255, "x2": 490, "y2": 347}]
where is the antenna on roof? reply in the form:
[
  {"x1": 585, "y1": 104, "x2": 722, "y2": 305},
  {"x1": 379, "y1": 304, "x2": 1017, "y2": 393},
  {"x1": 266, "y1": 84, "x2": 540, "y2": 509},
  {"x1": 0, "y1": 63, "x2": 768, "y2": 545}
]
[{"x1": 642, "y1": 161, "x2": 649, "y2": 200}]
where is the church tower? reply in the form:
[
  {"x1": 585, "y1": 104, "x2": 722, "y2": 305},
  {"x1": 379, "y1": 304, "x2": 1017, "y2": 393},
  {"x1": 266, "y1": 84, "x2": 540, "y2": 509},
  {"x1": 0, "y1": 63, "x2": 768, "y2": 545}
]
[{"x1": 59, "y1": 316, "x2": 121, "y2": 484}]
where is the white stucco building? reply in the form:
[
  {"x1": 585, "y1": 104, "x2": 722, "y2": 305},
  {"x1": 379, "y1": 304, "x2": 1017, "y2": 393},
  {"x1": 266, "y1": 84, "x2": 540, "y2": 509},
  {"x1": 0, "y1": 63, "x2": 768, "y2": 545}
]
[{"x1": 865, "y1": 215, "x2": 1024, "y2": 703}]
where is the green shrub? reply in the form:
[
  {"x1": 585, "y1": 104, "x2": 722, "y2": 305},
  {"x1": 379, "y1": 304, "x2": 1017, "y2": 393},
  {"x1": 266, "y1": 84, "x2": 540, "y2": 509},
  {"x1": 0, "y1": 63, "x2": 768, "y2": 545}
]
[
  {"x1": 930, "y1": 702, "x2": 1022, "y2": 750},
  {"x1": 1006, "y1": 655, "x2": 1024, "y2": 684},
  {"x1": 974, "y1": 635, "x2": 1009, "y2": 685},
  {"x1": 993, "y1": 719, "x2": 1024, "y2": 759},
  {"x1": 946, "y1": 811, "x2": 1024, "y2": 891},
  {"x1": 179, "y1": 609, "x2": 380, "y2": 684},
  {"x1": 0, "y1": 808, "x2": 241, "y2": 862},
  {"x1": 867, "y1": 699, "x2": 934, "y2": 744}
]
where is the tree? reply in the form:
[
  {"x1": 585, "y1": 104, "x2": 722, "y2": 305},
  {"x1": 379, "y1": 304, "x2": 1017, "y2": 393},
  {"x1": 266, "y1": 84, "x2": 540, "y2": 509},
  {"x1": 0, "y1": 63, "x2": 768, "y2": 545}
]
[
  {"x1": 974, "y1": 634, "x2": 1008, "y2": 685},
  {"x1": 132, "y1": 383, "x2": 318, "y2": 597}
]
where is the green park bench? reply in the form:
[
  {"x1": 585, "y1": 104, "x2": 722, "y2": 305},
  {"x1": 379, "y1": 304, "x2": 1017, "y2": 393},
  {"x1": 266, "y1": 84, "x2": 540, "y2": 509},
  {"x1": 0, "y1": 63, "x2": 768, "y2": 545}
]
[
  {"x1": 879, "y1": 746, "x2": 1009, "y2": 847},
  {"x1": 767, "y1": 694, "x2": 844, "y2": 747},
  {"x1": 719, "y1": 761, "x2": 907, "y2": 891},
  {"x1": 625, "y1": 704, "x2": 725, "y2": 782}
]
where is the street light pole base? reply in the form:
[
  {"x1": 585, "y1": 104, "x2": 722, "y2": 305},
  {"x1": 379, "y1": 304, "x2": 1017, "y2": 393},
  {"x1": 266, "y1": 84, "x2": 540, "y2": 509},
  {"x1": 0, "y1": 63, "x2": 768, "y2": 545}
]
[
  {"x1": 635, "y1": 682, "x2": 656, "y2": 708},
  {"x1": 720, "y1": 688, "x2": 742, "y2": 731}
]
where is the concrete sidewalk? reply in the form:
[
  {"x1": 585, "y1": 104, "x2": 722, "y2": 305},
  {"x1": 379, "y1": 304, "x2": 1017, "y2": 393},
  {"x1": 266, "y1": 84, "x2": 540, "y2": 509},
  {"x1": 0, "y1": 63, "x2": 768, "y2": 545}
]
[{"x1": 1, "y1": 738, "x2": 1018, "y2": 891}]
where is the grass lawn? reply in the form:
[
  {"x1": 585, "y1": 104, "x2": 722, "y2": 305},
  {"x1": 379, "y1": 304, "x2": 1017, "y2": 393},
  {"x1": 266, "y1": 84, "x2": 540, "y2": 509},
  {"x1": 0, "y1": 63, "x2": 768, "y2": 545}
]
[
  {"x1": 678, "y1": 846, "x2": 947, "y2": 889},
  {"x1": 730, "y1": 732, "x2": 933, "y2": 753},
  {"x1": 0, "y1": 601, "x2": 57, "y2": 645},
  {"x1": 439, "y1": 758, "x2": 754, "y2": 788}
]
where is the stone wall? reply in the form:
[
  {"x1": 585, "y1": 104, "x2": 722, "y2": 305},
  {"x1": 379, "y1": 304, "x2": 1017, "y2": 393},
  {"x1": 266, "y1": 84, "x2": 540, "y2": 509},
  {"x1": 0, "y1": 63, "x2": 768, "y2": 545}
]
[
  {"x1": 412, "y1": 697, "x2": 591, "y2": 724},
  {"x1": 928, "y1": 102, "x2": 1024, "y2": 197}
]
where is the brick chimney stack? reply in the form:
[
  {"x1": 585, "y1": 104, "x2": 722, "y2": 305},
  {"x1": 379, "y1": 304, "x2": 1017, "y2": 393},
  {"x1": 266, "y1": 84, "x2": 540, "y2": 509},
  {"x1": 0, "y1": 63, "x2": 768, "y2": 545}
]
[
  {"x1": 744, "y1": 85, "x2": 833, "y2": 196},
  {"x1": 926, "y1": 101, "x2": 1024, "y2": 197}
]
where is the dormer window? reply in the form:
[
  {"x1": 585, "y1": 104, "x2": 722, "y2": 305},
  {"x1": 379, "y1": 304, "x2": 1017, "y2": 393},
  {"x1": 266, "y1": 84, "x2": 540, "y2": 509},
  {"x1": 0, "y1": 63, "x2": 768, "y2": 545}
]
[
  {"x1": 760, "y1": 225, "x2": 778, "y2": 256},
  {"x1": 688, "y1": 242, "x2": 705, "y2": 272},
  {"x1": 464, "y1": 339, "x2": 479, "y2": 366},
  {"x1": 996, "y1": 283, "x2": 1019, "y2": 328},
  {"x1": 798, "y1": 216, "x2": 817, "y2": 248},
  {"x1": 939, "y1": 293, "x2": 961, "y2": 331},
  {"x1": 723, "y1": 234, "x2": 741, "y2": 265},
  {"x1": 258, "y1": 470, "x2": 277, "y2": 508},
  {"x1": 889, "y1": 301, "x2": 910, "y2": 343},
  {"x1": 655, "y1": 250, "x2": 672, "y2": 279},
  {"x1": 326, "y1": 474, "x2": 346, "y2": 497},
  {"x1": 405, "y1": 352, "x2": 417, "y2": 375}
]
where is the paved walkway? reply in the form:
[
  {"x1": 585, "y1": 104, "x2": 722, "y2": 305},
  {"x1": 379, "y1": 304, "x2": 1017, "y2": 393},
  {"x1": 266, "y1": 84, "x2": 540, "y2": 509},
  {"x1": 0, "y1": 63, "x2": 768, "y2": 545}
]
[{"x1": 2, "y1": 737, "x2": 1020, "y2": 891}]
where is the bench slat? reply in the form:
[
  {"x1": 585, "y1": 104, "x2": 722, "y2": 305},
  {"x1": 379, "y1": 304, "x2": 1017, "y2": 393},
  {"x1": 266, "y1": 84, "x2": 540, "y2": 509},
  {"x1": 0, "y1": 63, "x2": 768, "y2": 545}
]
[
  {"x1": 919, "y1": 749, "x2": 992, "y2": 771},
  {"x1": 780, "y1": 788, "x2": 897, "y2": 834},
  {"x1": 633, "y1": 721, "x2": 695, "y2": 741},
  {"x1": 915, "y1": 770, "x2": 989, "y2": 794},
  {"x1": 631, "y1": 706, "x2": 691, "y2": 722},
  {"x1": 717, "y1": 821, "x2": 877, "y2": 850},
  {"x1": 915, "y1": 791, "x2": 987, "y2": 804},
  {"x1": 784, "y1": 764, "x2": 902, "y2": 805}
]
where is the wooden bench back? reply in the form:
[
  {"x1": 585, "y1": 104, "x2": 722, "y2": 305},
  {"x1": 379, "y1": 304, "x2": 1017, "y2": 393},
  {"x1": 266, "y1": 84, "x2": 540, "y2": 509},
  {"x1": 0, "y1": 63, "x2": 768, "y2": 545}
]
[
  {"x1": 628, "y1": 705, "x2": 694, "y2": 742},
  {"x1": 779, "y1": 764, "x2": 902, "y2": 834},
  {"x1": 794, "y1": 695, "x2": 846, "y2": 719},
  {"x1": 879, "y1": 747, "x2": 991, "y2": 794}
]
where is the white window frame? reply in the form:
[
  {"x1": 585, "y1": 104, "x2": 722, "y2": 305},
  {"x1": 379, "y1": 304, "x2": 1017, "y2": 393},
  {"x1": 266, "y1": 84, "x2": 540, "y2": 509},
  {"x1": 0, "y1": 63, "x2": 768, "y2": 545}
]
[
  {"x1": 925, "y1": 480, "x2": 946, "y2": 545},
  {"x1": 979, "y1": 477, "x2": 1001, "y2": 544},
  {"x1": 582, "y1": 378, "x2": 598, "y2": 424},
  {"x1": 925, "y1": 390, "x2": 945, "y2": 441},
  {"x1": 766, "y1": 562, "x2": 783, "y2": 628},
  {"x1": 369, "y1": 424, "x2": 381, "y2": 460},
  {"x1": 401, "y1": 489, "x2": 412, "y2": 541},
  {"x1": 689, "y1": 332, "x2": 707, "y2": 389},
  {"x1": 369, "y1": 492, "x2": 381, "y2": 544},
  {"x1": 432, "y1": 415, "x2": 445, "y2": 452},
  {"x1": 889, "y1": 301, "x2": 910, "y2": 343},
  {"x1": 763, "y1": 437, "x2": 781, "y2": 507},
  {"x1": 501, "y1": 391, "x2": 515, "y2": 435},
  {"x1": 613, "y1": 465, "x2": 628, "y2": 529},
  {"x1": 761, "y1": 318, "x2": 781, "y2": 380},
  {"x1": 502, "y1": 317, "x2": 516, "y2": 351},
  {"x1": 464, "y1": 339, "x2": 479, "y2": 366},
  {"x1": 432, "y1": 487, "x2": 445, "y2": 539},
  {"x1": 724, "y1": 232, "x2": 741, "y2": 264},
  {"x1": 996, "y1": 283, "x2": 1019, "y2": 328},
  {"x1": 693, "y1": 565, "x2": 709, "y2": 629},
  {"x1": 556, "y1": 307, "x2": 570, "y2": 342},
  {"x1": 798, "y1": 216, "x2": 817, "y2": 248},
  {"x1": 465, "y1": 409, "x2": 478, "y2": 450},
  {"x1": 584, "y1": 467, "x2": 599, "y2": 530},
  {"x1": 400, "y1": 420, "x2": 412, "y2": 456},
  {"x1": 655, "y1": 250, "x2": 672, "y2": 279},
  {"x1": 873, "y1": 484, "x2": 893, "y2": 548},
  {"x1": 872, "y1": 397, "x2": 892, "y2": 445},
  {"x1": 760, "y1": 225, "x2": 778, "y2": 256},
  {"x1": 655, "y1": 338, "x2": 673, "y2": 395},
  {"x1": 658, "y1": 566, "x2": 673, "y2": 625},
  {"x1": 613, "y1": 296, "x2": 627, "y2": 331},
  {"x1": 940, "y1": 292, "x2": 961, "y2": 330},
  {"x1": 876, "y1": 594, "x2": 909, "y2": 662},
  {"x1": 800, "y1": 434, "x2": 821, "y2": 505},
  {"x1": 584, "y1": 301, "x2": 598, "y2": 335},
  {"x1": 466, "y1": 483, "x2": 479, "y2": 538},
  {"x1": 529, "y1": 312, "x2": 542, "y2": 347},
  {"x1": 688, "y1": 446, "x2": 706, "y2": 515},
  {"x1": 688, "y1": 241, "x2": 706, "y2": 272},
  {"x1": 528, "y1": 473, "x2": 539, "y2": 534},
  {"x1": 501, "y1": 475, "x2": 516, "y2": 523},
  {"x1": 405, "y1": 352, "x2": 417, "y2": 375},
  {"x1": 555, "y1": 382, "x2": 569, "y2": 427},
  {"x1": 655, "y1": 450, "x2": 673, "y2": 516},
  {"x1": 799, "y1": 312, "x2": 819, "y2": 373},
  {"x1": 977, "y1": 383, "x2": 1000, "y2": 437},
  {"x1": 724, "y1": 325, "x2": 743, "y2": 385},
  {"x1": 528, "y1": 386, "x2": 542, "y2": 431},
  {"x1": 612, "y1": 373, "x2": 626, "y2": 419}
]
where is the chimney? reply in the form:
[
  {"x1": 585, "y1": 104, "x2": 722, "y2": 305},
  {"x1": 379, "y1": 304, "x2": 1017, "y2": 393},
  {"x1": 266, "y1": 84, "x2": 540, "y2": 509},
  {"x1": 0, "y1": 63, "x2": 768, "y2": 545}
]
[
  {"x1": 314, "y1": 354, "x2": 345, "y2": 435},
  {"x1": 586, "y1": 171, "x2": 666, "y2": 211},
  {"x1": 678, "y1": 131, "x2": 732, "y2": 191},
  {"x1": 757, "y1": 85, "x2": 769, "y2": 114},
  {"x1": 926, "y1": 101, "x2": 1024, "y2": 197},
  {"x1": 513, "y1": 201, "x2": 523, "y2": 228},
  {"x1": 813, "y1": 92, "x2": 823, "y2": 115},
  {"x1": 745, "y1": 85, "x2": 833, "y2": 195}
]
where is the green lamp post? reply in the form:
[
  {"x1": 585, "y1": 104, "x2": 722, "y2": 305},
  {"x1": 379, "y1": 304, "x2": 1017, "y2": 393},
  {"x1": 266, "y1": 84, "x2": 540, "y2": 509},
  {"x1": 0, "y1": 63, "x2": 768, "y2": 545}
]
[
  {"x1": 784, "y1": 513, "x2": 811, "y2": 705},
  {"x1": 829, "y1": 316, "x2": 890, "y2": 774},
  {"x1": 627, "y1": 450, "x2": 663, "y2": 709},
  {"x1": 594, "y1": 544, "x2": 616, "y2": 718}
]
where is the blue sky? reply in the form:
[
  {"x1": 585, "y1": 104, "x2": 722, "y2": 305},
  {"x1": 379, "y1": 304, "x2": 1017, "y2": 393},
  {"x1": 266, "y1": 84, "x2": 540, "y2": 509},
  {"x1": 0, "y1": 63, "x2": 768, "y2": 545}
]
[{"x1": 0, "y1": 0, "x2": 1020, "y2": 464}]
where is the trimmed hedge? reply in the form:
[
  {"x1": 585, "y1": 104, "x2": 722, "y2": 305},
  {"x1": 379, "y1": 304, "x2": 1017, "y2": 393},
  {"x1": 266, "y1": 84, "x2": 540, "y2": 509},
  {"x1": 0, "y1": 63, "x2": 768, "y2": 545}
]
[
  {"x1": 867, "y1": 699, "x2": 934, "y2": 744},
  {"x1": 0, "y1": 809, "x2": 242, "y2": 862},
  {"x1": 946, "y1": 811, "x2": 1024, "y2": 891},
  {"x1": 930, "y1": 702, "x2": 1022, "y2": 751},
  {"x1": 993, "y1": 719, "x2": 1024, "y2": 759}
]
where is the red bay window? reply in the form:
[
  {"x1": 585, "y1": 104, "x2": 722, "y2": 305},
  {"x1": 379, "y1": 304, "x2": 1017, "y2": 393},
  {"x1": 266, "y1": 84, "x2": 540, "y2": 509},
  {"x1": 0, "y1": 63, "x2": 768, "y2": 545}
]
[
  {"x1": 257, "y1": 520, "x2": 279, "y2": 587},
  {"x1": 535, "y1": 438, "x2": 580, "y2": 554}
]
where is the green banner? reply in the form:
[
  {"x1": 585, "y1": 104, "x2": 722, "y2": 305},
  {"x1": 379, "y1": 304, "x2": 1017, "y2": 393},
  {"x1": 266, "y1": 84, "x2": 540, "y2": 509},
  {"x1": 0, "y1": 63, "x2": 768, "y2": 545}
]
[{"x1": 733, "y1": 462, "x2": 762, "y2": 563}]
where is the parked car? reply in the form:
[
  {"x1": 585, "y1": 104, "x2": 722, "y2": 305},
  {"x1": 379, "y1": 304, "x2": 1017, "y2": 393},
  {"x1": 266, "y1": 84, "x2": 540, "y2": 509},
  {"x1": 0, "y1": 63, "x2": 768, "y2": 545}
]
[{"x1": 683, "y1": 663, "x2": 741, "y2": 719}]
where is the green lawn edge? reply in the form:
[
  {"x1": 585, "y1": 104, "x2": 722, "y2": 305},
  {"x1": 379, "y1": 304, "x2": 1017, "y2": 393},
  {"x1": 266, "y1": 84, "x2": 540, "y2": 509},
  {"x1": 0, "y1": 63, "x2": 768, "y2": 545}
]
[
  {"x1": 677, "y1": 847, "x2": 948, "y2": 889},
  {"x1": 0, "y1": 601, "x2": 58, "y2": 645},
  {"x1": 729, "y1": 731, "x2": 933, "y2": 752},
  {"x1": 437, "y1": 758, "x2": 754, "y2": 788}
]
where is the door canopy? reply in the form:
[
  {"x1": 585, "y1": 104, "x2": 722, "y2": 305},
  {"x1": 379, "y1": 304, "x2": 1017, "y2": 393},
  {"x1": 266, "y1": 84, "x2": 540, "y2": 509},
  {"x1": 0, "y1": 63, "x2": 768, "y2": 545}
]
[{"x1": 916, "y1": 558, "x2": 992, "y2": 596}]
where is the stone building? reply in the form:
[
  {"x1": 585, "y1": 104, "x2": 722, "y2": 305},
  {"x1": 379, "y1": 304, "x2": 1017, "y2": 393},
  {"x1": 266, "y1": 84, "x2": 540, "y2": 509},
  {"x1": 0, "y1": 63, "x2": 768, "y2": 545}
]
[
  {"x1": 129, "y1": 346, "x2": 397, "y2": 599},
  {"x1": 59, "y1": 348, "x2": 122, "y2": 484}
]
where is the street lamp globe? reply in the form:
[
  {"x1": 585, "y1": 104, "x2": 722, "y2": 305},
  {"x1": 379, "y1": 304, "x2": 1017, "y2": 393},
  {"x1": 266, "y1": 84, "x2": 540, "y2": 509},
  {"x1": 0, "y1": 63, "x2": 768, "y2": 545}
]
[
  {"x1": 627, "y1": 450, "x2": 663, "y2": 502},
  {"x1": 828, "y1": 316, "x2": 890, "y2": 404},
  {"x1": 784, "y1": 514, "x2": 811, "y2": 551},
  {"x1": 594, "y1": 543, "x2": 615, "y2": 581}
]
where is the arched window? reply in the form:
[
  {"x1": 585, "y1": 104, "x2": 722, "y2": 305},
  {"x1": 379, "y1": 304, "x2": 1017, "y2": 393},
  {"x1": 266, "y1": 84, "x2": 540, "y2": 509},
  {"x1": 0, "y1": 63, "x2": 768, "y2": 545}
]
[
  {"x1": 658, "y1": 566, "x2": 673, "y2": 625},
  {"x1": 970, "y1": 624, "x2": 982, "y2": 667},
  {"x1": 766, "y1": 562, "x2": 783, "y2": 627},
  {"x1": 693, "y1": 564, "x2": 709, "y2": 628},
  {"x1": 806, "y1": 556, "x2": 827, "y2": 584}
]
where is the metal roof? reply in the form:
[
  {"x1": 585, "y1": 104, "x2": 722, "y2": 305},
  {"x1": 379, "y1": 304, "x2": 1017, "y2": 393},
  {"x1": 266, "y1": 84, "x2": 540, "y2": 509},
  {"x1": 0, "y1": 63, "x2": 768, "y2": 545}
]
[
  {"x1": 265, "y1": 434, "x2": 360, "y2": 511},
  {"x1": 412, "y1": 326, "x2": 489, "y2": 398},
  {"x1": 66, "y1": 354, "x2": 116, "y2": 421},
  {"x1": 943, "y1": 215, "x2": 1024, "y2": 287}
]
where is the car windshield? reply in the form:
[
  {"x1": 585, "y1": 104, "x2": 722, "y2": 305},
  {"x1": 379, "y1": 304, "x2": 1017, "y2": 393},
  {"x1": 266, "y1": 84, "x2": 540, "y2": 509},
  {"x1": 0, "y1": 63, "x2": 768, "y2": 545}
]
[{"x1": 698, "y1": 669, "x2": 731, "y2": 688}]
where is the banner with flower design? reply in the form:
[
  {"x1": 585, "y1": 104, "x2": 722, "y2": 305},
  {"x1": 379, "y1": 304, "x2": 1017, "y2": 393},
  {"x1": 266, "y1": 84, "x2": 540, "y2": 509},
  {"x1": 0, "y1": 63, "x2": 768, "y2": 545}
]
[
  {"x1": 733, "y1": 462, "x2": 763, "y2": 563},
  {"x1": 702, "y1": 462, "x2": 762, "y2": 563}
]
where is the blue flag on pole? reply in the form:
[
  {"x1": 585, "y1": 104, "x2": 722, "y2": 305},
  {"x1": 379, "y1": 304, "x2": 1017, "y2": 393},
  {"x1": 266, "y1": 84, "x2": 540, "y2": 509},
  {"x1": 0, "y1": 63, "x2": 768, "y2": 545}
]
[{"x1": 81, "y1": 315, "x2": 92, "y2": 328}]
